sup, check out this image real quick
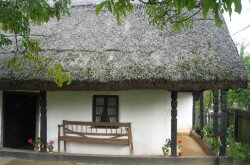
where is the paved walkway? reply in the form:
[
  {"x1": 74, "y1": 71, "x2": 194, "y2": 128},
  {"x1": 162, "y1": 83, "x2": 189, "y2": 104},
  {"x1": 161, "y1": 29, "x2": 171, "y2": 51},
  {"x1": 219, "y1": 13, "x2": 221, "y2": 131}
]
[{"x1": 178, "y1": 134, "x2": 207, "y2": 156}]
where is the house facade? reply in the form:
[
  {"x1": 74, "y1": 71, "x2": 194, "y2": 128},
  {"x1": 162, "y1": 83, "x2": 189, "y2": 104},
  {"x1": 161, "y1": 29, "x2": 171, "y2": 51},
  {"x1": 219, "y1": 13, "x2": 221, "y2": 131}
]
[
  {"x1": 0, "y1": 4, "x2": 248, "y2": 156},
  {"x1": 0, "y1": 91, "x2": 192, "y2": 155}
]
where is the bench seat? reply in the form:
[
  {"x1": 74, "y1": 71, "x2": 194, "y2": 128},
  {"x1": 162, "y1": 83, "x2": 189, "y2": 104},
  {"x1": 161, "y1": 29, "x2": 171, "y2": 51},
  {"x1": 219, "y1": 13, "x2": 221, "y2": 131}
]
[{"x1": 58, "y1": 120, "x2": 133, "y2": 154}]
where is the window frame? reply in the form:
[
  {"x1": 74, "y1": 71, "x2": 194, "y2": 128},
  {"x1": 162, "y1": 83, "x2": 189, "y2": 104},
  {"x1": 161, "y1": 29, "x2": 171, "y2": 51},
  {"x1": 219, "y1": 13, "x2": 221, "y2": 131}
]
[{"x1": 92, "y1": 95, "x2": 119, "y2": 123}]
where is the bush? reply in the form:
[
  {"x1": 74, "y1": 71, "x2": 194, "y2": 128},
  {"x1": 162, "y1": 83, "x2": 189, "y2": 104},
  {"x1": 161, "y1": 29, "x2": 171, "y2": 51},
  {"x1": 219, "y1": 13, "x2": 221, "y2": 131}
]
[
  {"x1": 201, "y1": 124, "x2": 213, "y2": 140},
  {"x1": 227, "y1": 139, "x2": 249, "y2": 162},
  {"x1": 226, "y1": 125, "x2": 250, "y2": 162}
]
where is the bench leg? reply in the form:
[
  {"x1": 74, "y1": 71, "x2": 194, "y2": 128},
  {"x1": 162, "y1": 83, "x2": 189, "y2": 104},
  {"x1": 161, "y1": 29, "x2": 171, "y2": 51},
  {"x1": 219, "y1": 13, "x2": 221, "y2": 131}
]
[
  {"x1": 129, "y1": 142, "x2": 134, "y2": 155},
  {"x1": 64, "y1": 141, "x2": 67, "y2": 152},
  {"x1": 58, "y1": 140, "x2": 60, "y2": 153}
]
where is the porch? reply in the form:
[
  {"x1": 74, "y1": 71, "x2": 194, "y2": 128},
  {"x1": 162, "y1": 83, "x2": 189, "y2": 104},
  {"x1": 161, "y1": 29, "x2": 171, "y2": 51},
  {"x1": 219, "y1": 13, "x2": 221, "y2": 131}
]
[
  {"x1": 0, "y1": 90, "x2": 229, "y2": 156},
  {"x1": 0, "y1": 148, "x2": 232, "y2": 165}
]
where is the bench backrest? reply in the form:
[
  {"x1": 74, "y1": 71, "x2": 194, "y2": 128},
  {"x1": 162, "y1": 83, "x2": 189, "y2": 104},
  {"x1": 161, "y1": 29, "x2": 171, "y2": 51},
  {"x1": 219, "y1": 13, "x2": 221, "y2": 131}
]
[{"x1": 60, "y1": 120, "x2": 132, "y2": 139}]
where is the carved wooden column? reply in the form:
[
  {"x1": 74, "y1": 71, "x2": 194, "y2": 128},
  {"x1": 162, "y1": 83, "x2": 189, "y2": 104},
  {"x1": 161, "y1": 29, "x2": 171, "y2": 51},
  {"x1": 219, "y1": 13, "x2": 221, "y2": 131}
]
[
  {"x1": 199, "y1": 92, "x2": 204, "y2": 129},
  {"x1": 40, "y1": 91, "x2": 47, "y2": 152},
  {"x1": 220, "y1": 90, "x2": 228, "y2": 156},
  {"x1": 171, "y1": 91, "x2": 177, "y2": 156},
  {"x1": 192, "y1": 92, "x2": 196, "y2": 127},
  {"x1": 213, "y1": 90, "x2": 219, "y2": 137}
]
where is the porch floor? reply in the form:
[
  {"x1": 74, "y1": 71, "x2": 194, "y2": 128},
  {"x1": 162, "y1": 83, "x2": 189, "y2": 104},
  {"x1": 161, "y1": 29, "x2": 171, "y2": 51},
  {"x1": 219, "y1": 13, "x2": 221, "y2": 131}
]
[
  {"x1": 0, "y1": 148, "x2": 230, "y2": 165},
  {"x1": 178, "y1": 134, "x2": 207, "y2": 156}
]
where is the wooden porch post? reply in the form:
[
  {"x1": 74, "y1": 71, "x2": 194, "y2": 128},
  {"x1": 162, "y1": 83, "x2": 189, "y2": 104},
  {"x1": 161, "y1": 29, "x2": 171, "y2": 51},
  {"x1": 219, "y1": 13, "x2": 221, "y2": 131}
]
[
  {"x1": 171, "y1": 91, "x2": 177, "y2": 156},
  {"x1": 220, "y1": 90, "x2": 228, "y2": 156},
  {"x1": 213, "y1": 90, "x2": 219, "y2": 137},
  {"x1": 40, "y1": 91, "x2": 47, "y2": 152},
  {"x1": 199, "y1": 91, "x2": 204, "y2": 129},
  {"x1": 192, "y1": 92, "x2": 196, "y2": 127}
]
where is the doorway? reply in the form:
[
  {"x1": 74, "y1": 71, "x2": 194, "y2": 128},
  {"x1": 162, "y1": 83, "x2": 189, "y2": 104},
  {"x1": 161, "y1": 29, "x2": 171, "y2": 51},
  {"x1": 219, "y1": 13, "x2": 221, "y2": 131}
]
[{"x1": 3, "y1": 92, "x2": 39, "y2": 150}]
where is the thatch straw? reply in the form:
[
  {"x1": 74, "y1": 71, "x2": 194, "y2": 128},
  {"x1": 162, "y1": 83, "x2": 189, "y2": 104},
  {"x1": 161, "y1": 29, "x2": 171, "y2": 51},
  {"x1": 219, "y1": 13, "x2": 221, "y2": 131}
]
[{"x1": 0, "y1": 5, "x2": 248, "y2": 91}]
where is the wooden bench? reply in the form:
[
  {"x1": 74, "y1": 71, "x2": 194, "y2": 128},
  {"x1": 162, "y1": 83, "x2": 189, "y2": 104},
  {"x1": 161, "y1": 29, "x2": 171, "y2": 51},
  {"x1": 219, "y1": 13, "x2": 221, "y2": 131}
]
[{"x1": 58, "y1": 120, "x2": 134, "y2": 154}]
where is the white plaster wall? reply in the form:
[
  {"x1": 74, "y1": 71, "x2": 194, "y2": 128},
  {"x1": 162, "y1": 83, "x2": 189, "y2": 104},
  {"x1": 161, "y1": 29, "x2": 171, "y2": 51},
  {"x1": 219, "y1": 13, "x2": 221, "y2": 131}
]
[
  {"x1": 46, "y1": 90, "x2": 192, "y2": 155},
  {"x1": 177, "y1": 92, "x2": 193, "y2": 133}
]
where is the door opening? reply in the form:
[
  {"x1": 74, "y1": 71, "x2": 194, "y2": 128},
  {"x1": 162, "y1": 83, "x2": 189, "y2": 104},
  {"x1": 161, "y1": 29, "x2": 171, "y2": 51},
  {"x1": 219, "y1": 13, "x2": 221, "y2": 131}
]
[{"x1": 3, "y1": 92, "x2": 38, "y2": 150}]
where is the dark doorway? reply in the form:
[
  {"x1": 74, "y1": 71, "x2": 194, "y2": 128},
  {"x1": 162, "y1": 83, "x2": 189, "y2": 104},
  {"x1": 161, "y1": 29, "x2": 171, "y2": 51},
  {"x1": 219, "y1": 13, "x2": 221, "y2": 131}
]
[{"x1": 3, "y1": 92, "x2": 38, "y2": 150}]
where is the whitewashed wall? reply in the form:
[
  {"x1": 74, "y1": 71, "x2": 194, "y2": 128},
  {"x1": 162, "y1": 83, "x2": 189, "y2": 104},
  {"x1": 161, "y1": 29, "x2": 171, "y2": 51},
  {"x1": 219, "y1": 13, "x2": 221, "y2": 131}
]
[
  {"x1": 177, "y1": 93, "x2": 193, "y2": 133},
  {"x1": 47, "y1": 90, "x2": 192, "y2": 155}
]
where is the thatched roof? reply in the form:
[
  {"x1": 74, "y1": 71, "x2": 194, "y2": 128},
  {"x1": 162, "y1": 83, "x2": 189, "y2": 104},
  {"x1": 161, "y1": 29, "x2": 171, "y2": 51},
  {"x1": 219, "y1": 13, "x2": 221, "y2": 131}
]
[{"x1": 0, "y1": 5, "x2": 248, "y2": 91}]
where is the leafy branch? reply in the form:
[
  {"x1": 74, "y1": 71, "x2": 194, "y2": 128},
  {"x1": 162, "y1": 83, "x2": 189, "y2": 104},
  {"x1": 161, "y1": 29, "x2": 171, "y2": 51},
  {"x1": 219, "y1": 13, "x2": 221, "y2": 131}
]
[
  {"x1": 96, "y1": 0, "x2": 133, "y2": 25},
  {"x1": 0, "y1": 0, "x2": 72, "y2": 86},
  {"x1": 96, "y1": 0, "x2": 243, "y2": 30},
  {"x1": 48, "y1": 64, "x2": 71, "y2": 87}
]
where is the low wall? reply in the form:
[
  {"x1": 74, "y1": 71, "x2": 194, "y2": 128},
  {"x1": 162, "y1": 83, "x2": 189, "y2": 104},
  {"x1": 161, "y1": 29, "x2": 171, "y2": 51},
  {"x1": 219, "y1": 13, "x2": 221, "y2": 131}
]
[
  {"x1": 190, "y1": 130, "x2": 214, "y2": 156},
  {"x1": 0, "y1": 149, "x2": 233, "y2": 165}
]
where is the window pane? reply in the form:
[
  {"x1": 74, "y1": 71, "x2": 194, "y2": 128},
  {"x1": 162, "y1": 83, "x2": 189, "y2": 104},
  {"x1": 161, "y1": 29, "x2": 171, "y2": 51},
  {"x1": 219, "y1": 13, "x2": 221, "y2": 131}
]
[
  {"x1": 108, "y1": 107, "x2": 117, "y2": 115},
  {"x1": 93, "y1": 95, "x2": 118, "y2": 123},
  {"x1": 100, "y1": 116, "x2": 110, "y2": 122},
  {"x1": 109, "y1": 117, "x2": 117, "y2": 122},
  {"x1": 96, "y1": 97, "x2": 104, "y2": 106},
  {"x1": 96, "y1": 116, "x2": 101, "y2": 122},
  {"x1": 96, "y1": 107, "x2": 104, "y2": 115},
  {"x1": 108, "y1": 97, "x2": 117, "y2": 106}
]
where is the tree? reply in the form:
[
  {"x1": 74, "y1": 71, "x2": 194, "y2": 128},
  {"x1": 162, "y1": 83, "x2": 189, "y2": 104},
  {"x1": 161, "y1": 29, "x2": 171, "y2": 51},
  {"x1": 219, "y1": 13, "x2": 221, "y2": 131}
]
[
  {"x1": 0, "y1": 0, "x2": 71, "y2": 86},
  {"x1": 96, "y1": 0, "x2": 242, "y2": 31},
  {"x1": 228, "y1": 45, "x2": 250, "y2": 110}
]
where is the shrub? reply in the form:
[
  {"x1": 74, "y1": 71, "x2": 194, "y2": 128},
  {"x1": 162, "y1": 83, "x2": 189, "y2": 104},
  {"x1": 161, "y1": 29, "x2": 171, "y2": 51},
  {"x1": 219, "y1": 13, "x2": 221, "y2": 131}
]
[
  {"x1": 227, "y1": 139, "x2": 249, "y2": 162},
  {"x1": 226, "y1": 125, "x2": 250, "y2": 162},
  {"x1": 201, "y1": 124, "x2": 213, "y2": 138}
]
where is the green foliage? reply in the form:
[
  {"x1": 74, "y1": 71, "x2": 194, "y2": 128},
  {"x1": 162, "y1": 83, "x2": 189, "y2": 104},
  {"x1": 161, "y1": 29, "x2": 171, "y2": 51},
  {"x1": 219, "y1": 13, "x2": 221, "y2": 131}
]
[
  {"x1": 146, "y1": 2, "x2": 194, "y2": 32},
  {"x1": 96, "y1": 0, "x2": 242, "y2": 30},
  {"x1": 227, "y1": 125, "x2": 235, "y2": 139},
  {"x1": 4, "y1": 38, "x2": 46, "y2": 71},
  {"x1": 0, "y1": 34, "x2": 12, "y2": 47},
  {"x1": 96, "y1": 0, "x2": 133, "y2": 25},
  {"x1": 228, "y1": 47, "x2": 250, "y2": 110},
  {"x1": 195, "y1": 90, "x2": 214, "y2": 113},
  {"x1": 228, "y1": 87, "x2": 250, "y2": 110},
  {"x1": 227, "y1": 125, "x2": 250, "y2": 162},
  {"x1": 227, "y1": 140, "x2": 250, "y2": 162},
  {"x1": 242, "y1": 54, "x2": 250, "y2": 74},
  {"x1": 227, "y1": 138, "x2": 250, "y2": 162},
  {"x1": 48, "y1": 64, "x2": 71, "y2": 87},
  {"x1": 0, "y1": 0, "x2": 71, "y2": 87},
  {"x1": 201, "y1": 124, "x2": 213, "y2": 137},
  {"x1": 4, "y1": 58, "x2": 22, "y2": 69},
  {"x1": 162, "y1": 138, "x2": 171, "y2": 153},
  {"x1": 211, "y1": 136, "x2": 222, "y2": 151},
  {"x1": 85, "y1": 67, "x2": 93, "y2": 77},
  {"x1": 200, "y1": 124, "x2": 222, "y2": 151},
  {"x1": 0, "y1": 0, "x2": 70, "y2": 38}
]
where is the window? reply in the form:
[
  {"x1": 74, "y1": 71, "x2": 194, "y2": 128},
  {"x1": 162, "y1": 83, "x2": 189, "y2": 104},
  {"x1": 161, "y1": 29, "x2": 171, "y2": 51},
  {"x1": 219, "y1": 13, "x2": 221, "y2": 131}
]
[{"x1": 93, "y1": 95, "x2": 119, "y2": 122}]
